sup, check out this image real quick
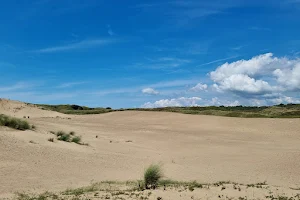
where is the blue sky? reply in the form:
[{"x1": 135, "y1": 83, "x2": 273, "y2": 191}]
[{"x1": 1, "y1": 0, "x2": 300, "y2": 108}]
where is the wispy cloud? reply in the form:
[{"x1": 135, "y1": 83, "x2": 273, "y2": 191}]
[
  {"x1": 231, "y1": 45, "x2": 248, "y2": 51},
  {"x1": 0, "y1": 82, "x2": 34, "y2": 92},
  {"x1": 197, "y1": 55, "x2": 240, "y2": 67},
  {"x1": 0, "y1": 61, "x2": 15, "y2": 68},
  {"x1": 107, "y1": 25, "x2": 115, "y2": 36},
  {"x1": 149, "y1": 79, "x2": 198, "y2": 88},
  {"x1": 249, "y1": 26, "x2": 271, "y2": 31},
  {"x1": 32, "y1": 39, "x2": 116, "y2": 53},
  {"x1": 57, "y1": 81, "x2": 87, "y2": 88},
  {"x1": 135, "y1": 57, "x2": 191, "y2": 70},
  {"x1": 90, "y1": 79, "x2": 198, "y2": 96}
]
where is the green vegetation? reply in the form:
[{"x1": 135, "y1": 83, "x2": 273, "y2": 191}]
[
  {"x1": 62, "y1": 184, "x2": 99, "y2": 196},
  {"x1": 35, "y1": 103, "x2": 300, "y2": 118},
  {"x1": 71, "y1": 136, "x2": 81, "y2": 144},
  {"x1": 16, "y1": 191, "x2": 59, "y2": 200},
  {"x1": 129, "y1": 103, "x2": 300, "y2": 118},
  {"x1": 0, "y1": 114, "x2": 31, "y2": 130},
  {"x1": 50, "y1": 131, "x2": 87, "y2": 145},
  {"x1": 35, "y1": 104, "x2": 113, "y2": 115},
  {"x1": 144, "y1": 164, "x2": 163, "y2": 189}
]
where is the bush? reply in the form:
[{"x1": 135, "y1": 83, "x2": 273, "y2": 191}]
[
  {"x1": 56, "y1": 131, "x2": 65, "y2": 137},
  {"x1": 0, "y1": 114, "x2": 30, "y2": 130},
  {"x1": 144, "y1": 164, "x2": 163, "y2": 189},
  {"x1": 71, "y1": 136, "x2": 81, "y2": 144},
  {"x1": 58, "y1": 133, "x2": 71, "y2": 142},
  {"x1": 48, "y1": 138, "x2": 54, "y2": 142}
]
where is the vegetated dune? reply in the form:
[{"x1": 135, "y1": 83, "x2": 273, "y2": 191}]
[{"x1": 1, "y1": 98, "x2": 300, "y2": 199}]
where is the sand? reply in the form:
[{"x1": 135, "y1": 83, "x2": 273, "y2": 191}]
[{"x1": 1, "y1": 98, "x2": 300, "y2": 199}]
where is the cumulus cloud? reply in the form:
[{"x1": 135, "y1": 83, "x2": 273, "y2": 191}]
[
  {"x1": 190, "y1": 83, "x2": 208, "y2": 92},
  {"x1": 208, "y1": 97, "x2": 240, "y2": 107},
  {"x1": 142, "y1": 97, "x2": 201, "y2": 108},
  {"x1": 210, "y1": 53, "x2": 300, "y2": 96},
  {"x1": 142, "y1": 88, "x2": 159, "y2": 95}
]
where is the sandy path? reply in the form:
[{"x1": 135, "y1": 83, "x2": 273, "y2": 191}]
[{"x1": 1, "y1": 99, "x2": 300, "y2": 196}]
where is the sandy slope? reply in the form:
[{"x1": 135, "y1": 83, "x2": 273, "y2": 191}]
[{"x1": 1, "y1": 99, "x2": 300, "y2": 198}]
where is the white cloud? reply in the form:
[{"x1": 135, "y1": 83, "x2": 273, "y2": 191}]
[
  {"x1": 197, "y1": 55, "x2": 240, "y2": 67},
  {"x1": 149, "y1": 79, "x2": 197, "y2": 88},
  {"x1": 208, "y1": 97, "x2": 240, "y2": 107},
  {"x1": 190, "y1": 83, "x2": 208, "y2": 92},
  {"x1": 57, "y1": 81, "x2": 86, "y2": 88},
  {"x1": 33, "y1": 39, "x2": 115, "y2": 53},
  {"x1": 210, "y1": 53, "x2": 300, "y2": 96},
  {"x1": 269, "y1": 96, "x2": 300, "y2": 104},
  {"x1": 142, "y1": 97, "x2": 201, "y2": 108},
  {"x1": 107, "y1": 24, "x2": 115, "y2": 36},
  {"x1": 273, "y1": 63, "x2": 300, "y2": 90},
  {"x1": 136, "y1": 57, "x2": 191, "y2": 69},
  {"x1": 142, "y1": 88, "x2": 159, "y2": 95},
  {"x1": 0, "y1": 82, "x2": 34, "y2": 92}
]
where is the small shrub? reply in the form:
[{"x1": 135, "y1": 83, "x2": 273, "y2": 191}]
[
  {"x1": 58, "y1": 133, "x2": 71, "y2": 142},
  {"x1": 188, "y1": 181, "x2": 203, "y2": 191},
  {"x1": 31, "y1": 125, "x2": 36, "y2": 130},
  {"x1": 50, "y1": 131, "x2": 55, "y2": 134},
  {"x1": 71, "y1": 136, "x2": 81, "y2": 144},
  {"x1": 69, "y1": 131, "x2": 75, "y2": 136},
  {"x1": 56, "y1": 131, "x2": 65, "y2": 137},
  {"x1": 48, "y1": 138, "x2": 54, "y2": 142},
  {"x1": 0, "y1": 114, "x2": 30, "y2": 130},
  {"x1": 144, "y1": 164, "x2": 163, "y2": 189}
]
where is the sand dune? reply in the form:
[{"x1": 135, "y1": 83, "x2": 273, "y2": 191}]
[{"x1": 1, "y1": 99, "x2": 300, "y2": 198}]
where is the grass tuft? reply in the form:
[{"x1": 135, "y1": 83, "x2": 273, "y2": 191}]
[
  {"x1": 0, "y1": 114, "x2": 31, "y2": 130},
  {"x1": 57, "y1": 133, "x2": 71, "y2": 142},
  {"x1": 144, "y1": 164, "x2": 163, "y2": 189},
  {"x1": 71, "y1": 136, "x2": 81, "y2": 144}
]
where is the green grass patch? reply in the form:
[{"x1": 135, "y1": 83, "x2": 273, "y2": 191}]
[
  {"x1": 62, "y1": 183, "x2": 99, "y2": 196},
  {"x1": 34, "y1": 103, "x2": 300, "y2": 118},
  {"x1": 51, "y1": 130, "x2": 87, "y2": 145},
  {"x1": 144, "y1": 164, "x2": 163, "y2": 189},
  {"x1": 71, "y1": 136, "x2": 81, "y2": 144},
  {"x1": 16, "y1": 191, "x2": 59, "y2": 200},
  {"x1": 0, "y1": 114, "x2": 31, "y2": 130}
]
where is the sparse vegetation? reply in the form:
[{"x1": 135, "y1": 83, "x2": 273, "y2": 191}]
[
  {"x1": 35, "y1": 103, "x2": 300, "y2": 118},
  {"x1": 16, "y1": 191, "x2": 59, "y2": 200},
  {"x1": 50, "y1": 130, "x2": 87, "y2": 145},
  {"x1": 35, "y1": 104, "x2": 113, "y2": 115},
  {"x1": 144, "y1": 164, "x2": 163, "y2": 189},
  {"x1": 0, "y1": 114, "x2": 31, "y2": 130},
  {"x1": 13, "y1": 180, "x2": 300, "y2": 200},
  {"x1": 71, "y1": 136, "x2": 81, "y2": 144},
  {"x1": 48, "y1": 138, "x2": 54, "y2": 142},
  {"x1": 57, "y1": 132, "x2": 71, "y2": 142}
]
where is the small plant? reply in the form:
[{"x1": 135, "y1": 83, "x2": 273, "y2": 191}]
[
  {"x1": 56, "y1": 131, "x2": 65, "y2": 137},
  {"x1": 188, "y1": 181, "x2": 203, "y2": 191},
  {"x1": 58, "y1": 133, "x2": 71, "y2": 142},
  {"x1": 71, "y1": 136, "x2": 81, "y2": 144},
  {"x1": 51, "y1": 130, "x2": 86, "y2": 145},
  {"x1": 31, "y1": 125, "x2": 36, "y2": 130},
  {"x1": 48, "y1": 138, "x2": 54, "y2": 142},
  {"x1": 144, "y1": 164, "x2": 163, "y2": 189},
  {"x1": 0, "y1": 114, "x2": 31, "y2": 130}
]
